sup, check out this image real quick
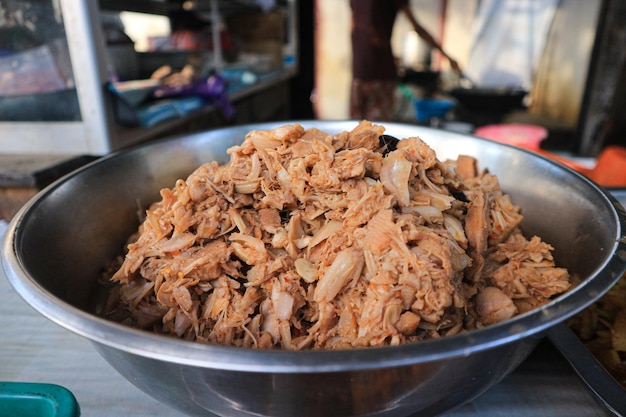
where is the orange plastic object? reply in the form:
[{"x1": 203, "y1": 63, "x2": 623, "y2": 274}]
[
  {"x1": 474, "y1": 124, "x2": 625, "y2": 186},
  {"x1": 587, "y1": 146, "x2": 626, "y2": 187},
  {"x1": 534, "y1": 146, "x2": 626, "y2": 187}
]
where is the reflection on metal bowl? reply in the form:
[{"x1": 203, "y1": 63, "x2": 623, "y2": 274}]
[{"x1": 2, "y1": 121, "x2": 626, "y2": 417}]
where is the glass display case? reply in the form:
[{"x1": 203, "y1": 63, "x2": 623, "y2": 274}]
[
  {"x1": 0, "y1": 1, "x2": 106, "y2": 154},
  {"x1": 0, "y1": 1, "x2": 79, "y2": 121},
  {"x1": 0, "y1": 0, "x2": 298, "y2": 155}
]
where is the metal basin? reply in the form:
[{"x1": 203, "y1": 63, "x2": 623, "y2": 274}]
[{"x1": 3, "y1": 121, "x2": 626, "y2": 417}]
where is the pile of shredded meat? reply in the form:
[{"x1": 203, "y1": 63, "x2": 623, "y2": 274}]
[{"x1": 100, "y1": 121, "x2": 570, "y2": 349}]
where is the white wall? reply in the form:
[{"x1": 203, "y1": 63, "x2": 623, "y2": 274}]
[
  {"x1": 530, "y1": 0, "x2": 600, "y2": 127},
  {"x1": 314, "y1": 0, "x2": 351, "y2": 119},
  {"x1": 462, "y1": 0, "x2": 559, "y2": 89}
]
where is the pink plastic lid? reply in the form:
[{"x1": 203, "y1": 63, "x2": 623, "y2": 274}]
[{"x1": 474, "y1": 124, "x2": 548, "y2": 150}]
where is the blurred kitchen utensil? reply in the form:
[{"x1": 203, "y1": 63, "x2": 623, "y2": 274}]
[
  {"x1": 448, "y1": 86, "x2": 527, "y2": 112},
  {"x1": 458, "y1": 72, "x2": 476, "y2": 89}
]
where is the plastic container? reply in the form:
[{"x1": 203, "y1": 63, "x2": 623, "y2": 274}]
[
  {"x1": 587, "y1": 146, "x2": 626, "y2": 187},
  {"x1": 532, "y1": 145, "x2": 626, "y2": 188},
  {"x1": 474, "y1": 123, "x2": 548, "y2": 150},
  {"x1": 412, "y1": 98, "x2": 455, "y2": 123},
  {"x1": 0, "y1": 382, "x2": 80, "y2": 417}
]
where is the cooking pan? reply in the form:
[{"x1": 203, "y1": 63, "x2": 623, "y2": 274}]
[{"x1": 448, "y1": 86, "x2": 528, "y2": 112}]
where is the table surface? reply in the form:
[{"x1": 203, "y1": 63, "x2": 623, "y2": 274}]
[{"x1": 0, "y1": 220, "x2": 614, "y2": 417}]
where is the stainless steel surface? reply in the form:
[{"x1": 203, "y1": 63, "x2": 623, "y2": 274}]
[
  {"x1": 3, "y1": 121, "x2": 626, "y2": 417},
  {"x1": 549, "y1": 323, "x2": 625, "y2": 417},
  {"x1": 547, "y1": 189, "x2": 626, "y2": 417}
]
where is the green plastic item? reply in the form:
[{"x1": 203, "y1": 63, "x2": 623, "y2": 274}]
[{"x1": 0, "y1": 382, "x2": 80, "y2": 417}]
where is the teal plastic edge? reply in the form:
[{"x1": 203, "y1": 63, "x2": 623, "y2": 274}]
[{"x1": 0, "y1": 382, "x2": 80, "y2": 417}]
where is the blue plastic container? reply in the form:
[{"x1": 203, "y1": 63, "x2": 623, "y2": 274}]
[{"x1": 413, "y1": 98, "x2": 455, "y2": 123}]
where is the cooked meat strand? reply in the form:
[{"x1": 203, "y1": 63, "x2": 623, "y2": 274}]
[{"x1": 102, "y1": 120, "x2": 570, "y2": 349}]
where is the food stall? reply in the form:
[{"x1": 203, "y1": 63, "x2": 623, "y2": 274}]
[{"x1": 1, "y1": 2, "x2": 626, "y2": 417}]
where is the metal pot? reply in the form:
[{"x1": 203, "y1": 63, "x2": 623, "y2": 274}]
[{"x1": 3, "y1": 121, "x2": 626, "y2": 417}]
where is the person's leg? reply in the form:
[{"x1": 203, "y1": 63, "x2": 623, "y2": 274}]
[
  {"x1": 350, "y1": 79, "x2": 395, "y2": 121},
  {"x1": 349, "y1": 78, "x2": 367, "y2": 120}
]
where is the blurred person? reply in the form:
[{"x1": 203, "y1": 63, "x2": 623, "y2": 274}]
[{"x1": 350, "y1": 0, "x2": 461, "y2": 121}]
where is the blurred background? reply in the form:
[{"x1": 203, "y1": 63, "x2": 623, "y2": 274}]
[
  {"x1": 1, "y1": 3, "x2": 625, "y2": 415},
  {"x1": 0, "y1": 0, "x2": 624, "y2": 161}
]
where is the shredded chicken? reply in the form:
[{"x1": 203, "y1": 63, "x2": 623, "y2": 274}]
[{"x1": 100, "y1": 120, "x2": 570, "y2": 349}]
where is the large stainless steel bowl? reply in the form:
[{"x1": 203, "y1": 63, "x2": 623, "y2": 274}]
[{"x1": 3, "y1": 121, "x2": 626, "y2": 417}]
